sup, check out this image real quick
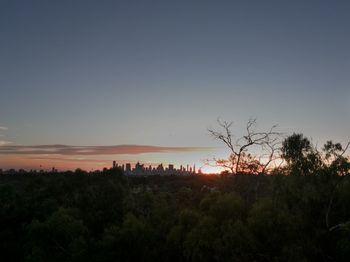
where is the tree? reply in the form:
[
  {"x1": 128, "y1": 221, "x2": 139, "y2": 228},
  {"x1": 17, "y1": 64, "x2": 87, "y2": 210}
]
[
  {"x1": 208, "y1": 118, "x2": 282, "y2": 174},
  {"x1": 26, "y1": 208, "x2": 89, "y2": 262},
  {"x1": 322, "y1": 141, "x2": 350, "y2": 176},
  {"x1": 281, "y1": 133, "x2": 322, "y2": 175},
  {"x1": 281, "y1": 133, "x2": 311, "y2": 164},
  {"x1": 281, "y1": 134, "x2": 350, "y2": 176}
]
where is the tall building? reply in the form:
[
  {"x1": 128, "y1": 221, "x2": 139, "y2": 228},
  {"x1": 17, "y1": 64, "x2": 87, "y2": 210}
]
[{"x1": 157, "y1": 164, "x2": 164, "y2": 172}]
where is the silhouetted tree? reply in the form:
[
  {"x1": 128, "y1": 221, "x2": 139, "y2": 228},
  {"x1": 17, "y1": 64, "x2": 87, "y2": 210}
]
[
  {"x1": 281, "y1": 133, "x2": 322, "y2": 175},
  {"x1": 282, "y1": 133, "x2": 311, "y2": 163},
  {"x1": 208, "y1": 118, "x2": 282, "y2": 174},
  {"x1": 322, "y1": 140, "x2": 350, "y2": 176},
  {"x1": 281, "y1": 134, "x2": 350, "y2": 176}
]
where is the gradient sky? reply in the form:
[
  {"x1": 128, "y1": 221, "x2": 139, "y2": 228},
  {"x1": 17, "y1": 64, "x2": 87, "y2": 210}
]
[{"x1": 1, "y1": 0, "x2": 349, "y2": 172}]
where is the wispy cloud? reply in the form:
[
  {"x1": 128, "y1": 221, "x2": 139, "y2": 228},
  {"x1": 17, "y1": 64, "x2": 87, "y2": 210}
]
[
  {"x1": 24, "y1": 156, "x2": 111, "y2": 163},
  {"x1": 0, "y1": 144, "x2": 213, "y2": 156},
  {"x1": 0, "y1": 141, "x2": 12, "y2": 146},
  {"x1": 0, "y1": 126, "x2": 8, "y2": 130}
]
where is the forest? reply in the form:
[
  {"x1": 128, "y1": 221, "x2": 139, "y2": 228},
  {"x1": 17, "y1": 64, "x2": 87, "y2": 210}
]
[{"x1": 1, "y1": 133, "x2": 350, "y2": 262}]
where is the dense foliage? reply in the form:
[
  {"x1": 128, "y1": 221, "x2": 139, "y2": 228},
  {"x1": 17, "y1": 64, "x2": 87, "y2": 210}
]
[{"x1": 1, "y1": 168, "x2": 350, "y2": 262}]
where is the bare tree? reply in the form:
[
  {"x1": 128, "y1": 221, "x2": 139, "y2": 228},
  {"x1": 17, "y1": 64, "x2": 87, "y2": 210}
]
[{"x1": 207, "y1": 118, "x2": 282, "y2": 174}]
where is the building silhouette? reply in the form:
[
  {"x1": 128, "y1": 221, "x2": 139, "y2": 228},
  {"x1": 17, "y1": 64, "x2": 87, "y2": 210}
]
[{"x1": 113, "y1": 161, "x2": 198, "y2": 176}]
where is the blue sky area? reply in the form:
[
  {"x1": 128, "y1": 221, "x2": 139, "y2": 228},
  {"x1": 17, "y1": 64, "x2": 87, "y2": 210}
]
[{"x1": 1, "y1": 0, "x2": 349, "y2": 171}]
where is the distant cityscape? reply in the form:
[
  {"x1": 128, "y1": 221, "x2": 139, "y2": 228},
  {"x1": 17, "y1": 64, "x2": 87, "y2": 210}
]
[
  {"x1": 113, "y1": 161, "x2": 201, "y2": 176},
  {"x1": 0, "y1": 161, "x2": 202, "y2": 176}
]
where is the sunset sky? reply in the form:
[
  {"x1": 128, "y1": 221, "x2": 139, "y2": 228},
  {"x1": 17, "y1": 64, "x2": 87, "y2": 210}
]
[{"x1": 1, "y1": 0, "x2": 349, "y2": 172}]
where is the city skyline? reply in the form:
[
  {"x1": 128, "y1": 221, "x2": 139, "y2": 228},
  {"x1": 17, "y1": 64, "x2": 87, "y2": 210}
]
[
  {"x1": 1, "y1": 1, "x2": 349, "y2": 172},
  {"x1": 0, "y1": 160, "x2": 200, "y2": 176},
  {"x1": 113, "y1": 161, "x2": 200, "y2": 176}
]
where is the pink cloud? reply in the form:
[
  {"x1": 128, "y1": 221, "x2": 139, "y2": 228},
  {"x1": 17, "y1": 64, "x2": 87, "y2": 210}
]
[{"x1": 0, "y1": 144, "x2": 213, "y2": 156}]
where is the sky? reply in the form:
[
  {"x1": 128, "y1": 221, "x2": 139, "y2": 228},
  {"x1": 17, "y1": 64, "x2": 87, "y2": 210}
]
[{"x1": 1, "y1": 0, "x2": 349, "y2": 172}]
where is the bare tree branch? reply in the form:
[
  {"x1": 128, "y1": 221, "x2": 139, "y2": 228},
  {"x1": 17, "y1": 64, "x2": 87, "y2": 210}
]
[
  {"x1": 208, "y1": 118, "x2": 282, "y2": 174},
  {"x1": 340, "y1": 141, "x2": 350, "y2": 157}
]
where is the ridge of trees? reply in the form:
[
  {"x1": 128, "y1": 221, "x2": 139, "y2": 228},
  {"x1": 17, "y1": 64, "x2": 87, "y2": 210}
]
[{"x1": 1, "y1": 167, "x2": 350, "y2": 261}]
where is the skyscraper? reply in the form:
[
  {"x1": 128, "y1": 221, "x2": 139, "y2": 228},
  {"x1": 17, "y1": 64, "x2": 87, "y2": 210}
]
[{"x1": 126, "y1": 163, "x2": 131, "y2": 172}]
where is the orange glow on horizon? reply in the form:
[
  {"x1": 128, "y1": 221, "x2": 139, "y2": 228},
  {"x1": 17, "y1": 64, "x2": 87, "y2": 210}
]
[
  {"x1": 0, "y1": 155, "x2": 223, "y2": 174},
  {"x1": 0, "y1": 154, "x2": 224, "y2": 174},
  {"x1": 0, "y1": 143, "x2": 222, "y2": 173}
]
